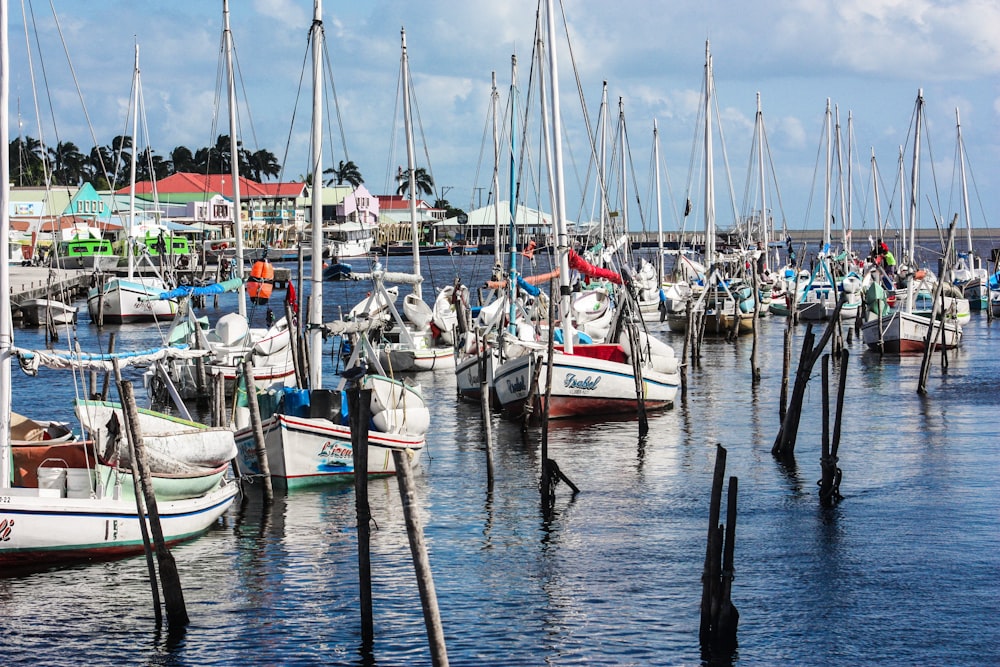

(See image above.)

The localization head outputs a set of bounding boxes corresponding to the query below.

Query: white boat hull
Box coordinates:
[233,413,424,489]
[87,277,177,323]
[493,345,679,421]
[861,310,963,353]
[0,482,237,568]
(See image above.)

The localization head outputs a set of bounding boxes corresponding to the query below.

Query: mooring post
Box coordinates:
[779,311,792,420]
[242,361,273,502]
[772,295,845,458]
[699,445,739,651]
[348,385,374,650]
[479,349,494,489]
[918,215,958,394]
[111,360,161,626]
[120,380,189,627]
[392,449,450,667]
[700,444,727,641]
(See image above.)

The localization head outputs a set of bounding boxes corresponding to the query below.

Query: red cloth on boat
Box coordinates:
[567,249,622,284]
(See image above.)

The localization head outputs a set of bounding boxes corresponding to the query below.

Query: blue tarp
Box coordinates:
[516,274,541,297]
[156,278,244,300]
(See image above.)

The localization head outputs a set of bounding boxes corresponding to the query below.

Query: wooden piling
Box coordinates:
[119,380,189,627]
[348,386,374,650]
[111,360,161,626]
[242,361,273,502]
[819,349,848,505]
[779,312,792,420]
[918,215,958,394]
[772,295,845,458]
[479,349,494,489]
[392,448,450,667]
[700,444,738,648]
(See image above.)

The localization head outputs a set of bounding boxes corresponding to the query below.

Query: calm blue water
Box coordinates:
[1,252,999,666]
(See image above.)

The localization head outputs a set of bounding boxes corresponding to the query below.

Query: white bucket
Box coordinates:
[37,467,67,496]
[66,468,95,499]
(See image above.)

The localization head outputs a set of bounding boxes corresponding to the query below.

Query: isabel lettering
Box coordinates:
[564,373,601,391]
[0,518,14,541]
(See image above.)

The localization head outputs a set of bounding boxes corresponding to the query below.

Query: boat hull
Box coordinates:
[87,277,177,323]
[233,414,424,489]
[0,482,238,569]
[861,310,963,353]
[493,345,679,421]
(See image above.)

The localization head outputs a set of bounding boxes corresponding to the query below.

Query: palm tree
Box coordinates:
[9,136,46,186]
[85,145,112,188]
[247,148,281,182]
[170,146,197,174]
[396,167,433,199]
[48,140,85,186]
[324,159,363,187]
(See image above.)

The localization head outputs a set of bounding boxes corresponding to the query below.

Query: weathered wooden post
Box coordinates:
[479,347,494,489]
[700,444,739,649]
[392,448,450,667]
[779,309,792,420]
[819,349,848,505]
[918,215,958,394]
[348,385,374,650]
[772,295,844,458]
[120,380,189,627]
[111,360,161,625]
[242,361,273,502]
[680,299,692,397]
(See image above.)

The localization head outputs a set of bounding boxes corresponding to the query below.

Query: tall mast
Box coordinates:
[401,28,421,301]
[490,70,501,269]
[703,41,716,266]
[653,119,664,281]
[308,0,324,389]
[543,0,573,353]
[823,98,831,249]
[755,93,768,259]
[506,54,520,336]
[618,97,627,245]
[871,148,882,239]
[908,89,923,267]
[956,108,973,254]
[1,0,13,488]
[127,44,140,280]
[223,0,246,317]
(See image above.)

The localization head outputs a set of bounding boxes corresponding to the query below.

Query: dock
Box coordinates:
[7,266,91,310]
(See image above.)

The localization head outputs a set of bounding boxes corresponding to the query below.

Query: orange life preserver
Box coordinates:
[522,239,537,260]
[212,241,229,252]
[248,258,274,305]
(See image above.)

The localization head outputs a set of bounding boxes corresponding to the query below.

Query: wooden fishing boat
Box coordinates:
[18,298,78,327]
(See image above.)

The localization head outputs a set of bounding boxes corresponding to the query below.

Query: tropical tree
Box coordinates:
[247,148,281,182]
[170,145,197,174]
[434,199,466,220]
[135,147,172,183]
[396,167,433,198]
[85,145,112,188]
[48,140,86,186]
[9,136,46,186]
[324,159,363,187]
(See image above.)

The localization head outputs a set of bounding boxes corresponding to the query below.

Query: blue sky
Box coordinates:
[8,0,1000,235]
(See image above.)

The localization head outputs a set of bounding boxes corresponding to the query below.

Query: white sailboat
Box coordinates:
[232,3,426,489]
[949,108,988,312]
[372,28,456,373]
[862,90,963,354]
[665,42,755,335]
[86,44,178,325]
[493,1,679,421]
[795,100,862,322]
[147,2,295,398]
